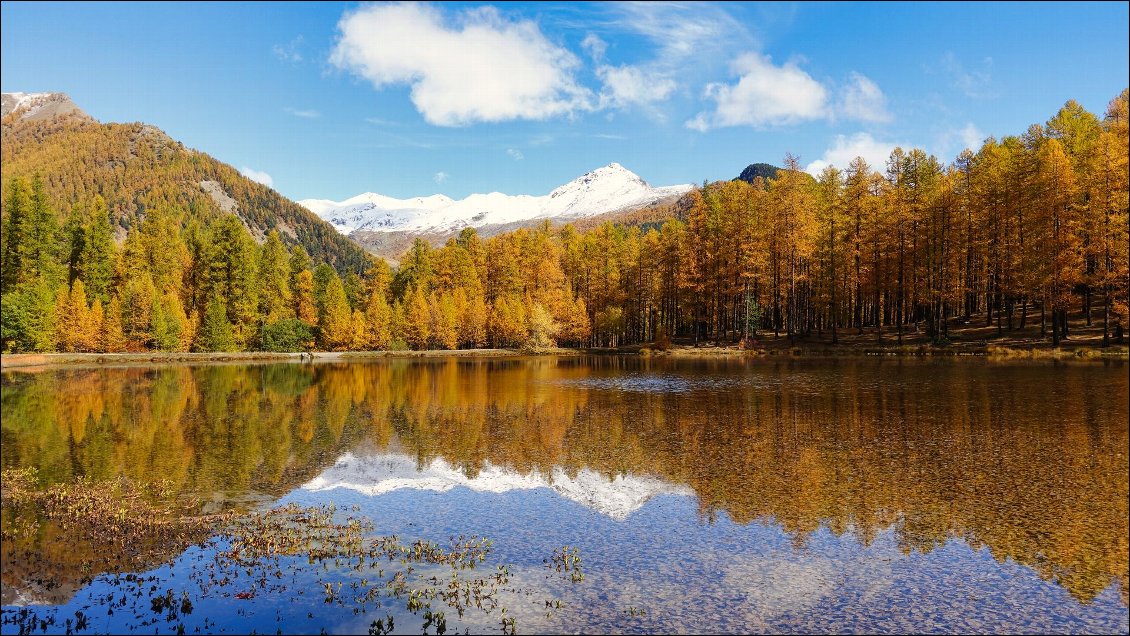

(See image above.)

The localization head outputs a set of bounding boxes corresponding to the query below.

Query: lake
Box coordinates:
[1,356,1127,634]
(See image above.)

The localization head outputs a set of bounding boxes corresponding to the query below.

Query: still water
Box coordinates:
[1,356,1127,633]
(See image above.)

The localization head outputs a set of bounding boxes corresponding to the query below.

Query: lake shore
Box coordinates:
[3,340,1126,370]
[0,348,585,370]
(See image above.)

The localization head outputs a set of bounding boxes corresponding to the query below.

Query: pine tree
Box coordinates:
[350,309,369,350]
[363,287,392,350]
[82,299,105,353]
[207,215,259,348]
[525,301,558,350]
[258,231,293,322]
[289,245,313,279]
[465,292,488,347]
[1,177,30,292]
[101,296,127,352]
[121,273,156,348]
[294,269,317,324]
[389,300,407,349]
[404,285,431,350]
[558,297,591,346]
[151,292,187,351]
[319,274,353,350]
[19,175,61,285]
[430,292,458,349]
[80,195,116,303]
[53,283,77,352]
[62,204,87,287]
[198,296,236,352]
[66,280,92,351]
[489,295,526,348]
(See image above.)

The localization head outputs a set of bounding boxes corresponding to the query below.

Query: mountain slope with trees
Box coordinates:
[1,91,1125,354]
[0,96,370,273]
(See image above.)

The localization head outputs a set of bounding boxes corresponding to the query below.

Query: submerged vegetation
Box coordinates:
[1,468,570,635]
[2,92,1127,354]
[2,359,1125,611]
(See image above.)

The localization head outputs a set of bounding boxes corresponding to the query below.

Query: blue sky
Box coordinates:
[2,2,1127,201]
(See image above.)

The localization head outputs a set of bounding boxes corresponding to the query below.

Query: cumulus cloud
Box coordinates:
[240,167,274,187]
[687,53,897,131]
[596,64,677,109]
[687,53,828,130]
[506,148,523,161]
[433,171,449,184]
[331,3,594,126]
[837,72,891,123]
[804,133,908,176]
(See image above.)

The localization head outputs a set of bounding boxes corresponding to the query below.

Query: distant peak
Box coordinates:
[1,91,90,123]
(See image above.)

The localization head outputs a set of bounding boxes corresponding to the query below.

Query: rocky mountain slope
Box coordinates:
[1,92,371,273]
[300,163,692,260]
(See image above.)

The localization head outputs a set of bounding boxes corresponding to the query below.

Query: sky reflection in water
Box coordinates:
[1,357,1127,633]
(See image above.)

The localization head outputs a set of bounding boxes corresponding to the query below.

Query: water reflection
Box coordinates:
[1,357,1127,615]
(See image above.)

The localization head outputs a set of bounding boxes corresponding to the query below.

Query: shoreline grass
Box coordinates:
[2,341,1125,371]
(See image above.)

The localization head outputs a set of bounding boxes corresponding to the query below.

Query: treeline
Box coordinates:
[0,182,591,353]
[1,92,1126,353]
[0,114,371,272]
[565,91,1129,347]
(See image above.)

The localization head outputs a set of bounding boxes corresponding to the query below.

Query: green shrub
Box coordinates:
[260,319,315,352]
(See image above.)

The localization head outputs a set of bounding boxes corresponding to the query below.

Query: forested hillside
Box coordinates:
[1,92,1125,353]
[0,106,370,272]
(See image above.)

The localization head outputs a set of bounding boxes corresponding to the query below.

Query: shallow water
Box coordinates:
[2,356,1127,633]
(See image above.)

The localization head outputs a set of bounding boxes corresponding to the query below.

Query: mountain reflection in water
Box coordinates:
[1,356,1126,629]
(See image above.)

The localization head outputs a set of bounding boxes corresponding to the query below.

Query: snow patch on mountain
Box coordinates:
[299,163,692,235]
[302,452,694,521]
[1,92,89,122]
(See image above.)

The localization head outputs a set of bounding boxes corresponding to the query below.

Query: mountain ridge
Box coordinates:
[300,162,692,238]
[1,91,371,273]
[1,92,89,123]
[303,452,695,521]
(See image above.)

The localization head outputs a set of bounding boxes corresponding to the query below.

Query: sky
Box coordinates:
[2,1,1128,202]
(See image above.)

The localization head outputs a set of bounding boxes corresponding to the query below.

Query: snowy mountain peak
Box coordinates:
[302,452,694,521]
[1,92,90,122]
[299,164,691,237]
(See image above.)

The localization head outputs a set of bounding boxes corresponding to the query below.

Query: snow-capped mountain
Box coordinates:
[302,452,694,521]
[299,163,692,236]
[1,92,88,122]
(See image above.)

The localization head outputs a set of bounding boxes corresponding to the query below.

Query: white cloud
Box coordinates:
[284,107,320,119]
[596,64,677,109]
[934,122,985,160]
[506,148,523,161]
[433,171,449,184]
[590,3,751,113]
[331,3,594,126]
[941,52,994,99]
[240,167,274,187]
[273,36,304,63]
[581,33,607,63]
[804,133,908,176]
[687,53,828,130]
[837,72,891,123]
[959,122,984,152]
[687,53,898,131]
[610,2,749,64]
